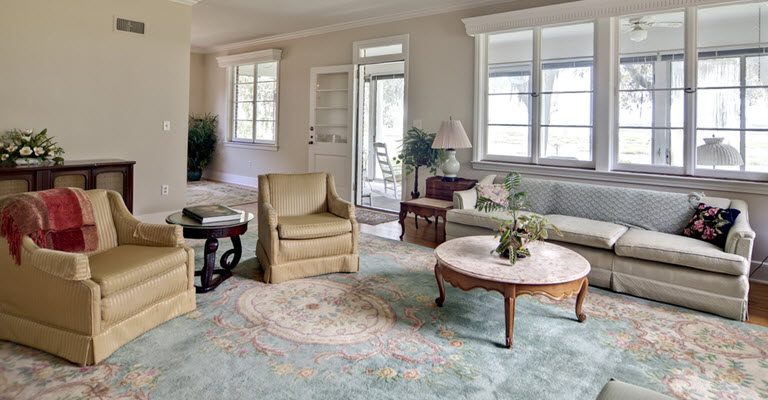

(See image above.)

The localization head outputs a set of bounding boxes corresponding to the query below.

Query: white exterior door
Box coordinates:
[308,65,355,201]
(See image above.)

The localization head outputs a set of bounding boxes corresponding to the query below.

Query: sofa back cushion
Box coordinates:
[265,173,328,217]
[511,177,721,234]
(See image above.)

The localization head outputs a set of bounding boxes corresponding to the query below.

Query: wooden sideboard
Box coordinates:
[425,176,478,202]
[0,159,135,211]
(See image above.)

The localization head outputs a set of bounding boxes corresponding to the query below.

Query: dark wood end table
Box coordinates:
[166,211,254,293]
[398,197,453,242]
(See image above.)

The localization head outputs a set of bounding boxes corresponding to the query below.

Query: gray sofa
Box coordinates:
[446,175,755,320]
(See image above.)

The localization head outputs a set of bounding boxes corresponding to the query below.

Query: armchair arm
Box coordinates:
[328,194,356,221]
[257,201,280,262]
[25,238,91,281]
[108,191,184,247]
[724,199,755,262]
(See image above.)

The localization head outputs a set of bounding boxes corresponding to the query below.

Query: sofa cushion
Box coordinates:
[100,264,188,325]
[681,203,741,248]
[615,229,748,276]
[446,209,535,231]
[278,212,352,240]
[89,245,188,297]
[545,215,627,249]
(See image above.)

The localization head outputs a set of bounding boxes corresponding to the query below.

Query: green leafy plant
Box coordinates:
[0,128,64,165]
[476,172,560,264]
[394,127,445,198]
[187,114,218,181]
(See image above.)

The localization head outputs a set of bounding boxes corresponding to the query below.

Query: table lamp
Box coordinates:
[696,137,743,169]
[432,117,472,182]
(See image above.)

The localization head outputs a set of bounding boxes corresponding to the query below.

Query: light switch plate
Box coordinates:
[163,121,171,132]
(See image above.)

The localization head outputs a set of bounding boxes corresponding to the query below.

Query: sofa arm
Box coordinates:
[108,191,184,247]
[725,199,755,262]
[453,188,477,209]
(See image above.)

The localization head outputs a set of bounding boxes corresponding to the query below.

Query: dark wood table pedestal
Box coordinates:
[166,212,253,293]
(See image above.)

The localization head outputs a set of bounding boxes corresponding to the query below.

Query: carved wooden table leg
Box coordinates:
[575,278,589,322]
[196,236,244,293]
[199,238,219,293]
[398,206,408,240]
[434,263,446,307]
[504,285,517,349]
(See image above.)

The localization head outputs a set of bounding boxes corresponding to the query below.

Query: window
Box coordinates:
[696,3,768,174]
[485,23,594,166]
[231,62,278,143]
[468,0,768,182]
[216,49,282,148]
[617,12,685,170]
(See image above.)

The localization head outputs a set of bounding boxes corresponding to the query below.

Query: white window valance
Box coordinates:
[216,49,282,68]
[462,0,724,36]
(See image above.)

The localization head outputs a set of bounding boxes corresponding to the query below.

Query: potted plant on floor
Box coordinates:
[188,114,218,182]
[394,127,444,198]
[475,172,560,264]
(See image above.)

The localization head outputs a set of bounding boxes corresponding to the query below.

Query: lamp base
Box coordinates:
[440,149,460,182]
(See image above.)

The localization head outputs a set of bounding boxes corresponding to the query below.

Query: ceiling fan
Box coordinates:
[622,17,683,42]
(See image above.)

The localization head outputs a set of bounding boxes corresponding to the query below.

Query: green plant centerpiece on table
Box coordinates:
[187,113,219,182]
[475,172,560,264]
[394,127,445,198]
[0,129,65,166]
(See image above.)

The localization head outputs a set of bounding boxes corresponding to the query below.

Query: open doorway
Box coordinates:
[356,61,406,212]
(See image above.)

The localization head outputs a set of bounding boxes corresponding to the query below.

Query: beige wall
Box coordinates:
[0,0,191,214]
[190,52,206,115]
[194,0,768,267]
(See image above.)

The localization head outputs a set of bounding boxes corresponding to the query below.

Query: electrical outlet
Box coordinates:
[163,121,171,132]
[161,185,169,196]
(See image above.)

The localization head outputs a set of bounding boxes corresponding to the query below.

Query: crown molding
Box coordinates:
[169,0,203,5]
[462,0,725,36]
[199,0,518,54]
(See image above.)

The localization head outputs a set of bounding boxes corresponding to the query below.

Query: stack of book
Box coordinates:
[182,205,243,224]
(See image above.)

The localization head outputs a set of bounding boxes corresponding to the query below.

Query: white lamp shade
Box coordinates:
[696,137,744,166]
[432,118,472,149]
[629,27,648,42]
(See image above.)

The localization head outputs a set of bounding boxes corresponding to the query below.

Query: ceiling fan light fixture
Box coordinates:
[629,27,648,42]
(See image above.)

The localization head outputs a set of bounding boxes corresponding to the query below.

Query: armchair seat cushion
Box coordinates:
[89,245,188,297]
[278,213,352,240]
[615,229,748,276]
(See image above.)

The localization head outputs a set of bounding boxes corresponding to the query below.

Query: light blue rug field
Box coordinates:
[2,230,767,400]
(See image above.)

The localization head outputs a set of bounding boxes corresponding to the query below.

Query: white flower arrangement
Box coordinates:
[0,128,65,165]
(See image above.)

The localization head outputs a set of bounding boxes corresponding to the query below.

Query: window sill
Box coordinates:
[223,142,279,152]
[471,160,768,196]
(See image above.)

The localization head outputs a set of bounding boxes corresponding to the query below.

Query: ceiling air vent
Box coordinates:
[115,18,145,35]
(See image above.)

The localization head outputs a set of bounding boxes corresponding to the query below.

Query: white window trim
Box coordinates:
[353,34,409,65]
[465,0,768,187]
[217,49,282,149]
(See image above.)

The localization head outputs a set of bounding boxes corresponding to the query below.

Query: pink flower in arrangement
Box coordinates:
[706,207,720,217]
[702,227,717,240]
[692,219,705,231]
[683,228,692,236]
[698,203,707,210]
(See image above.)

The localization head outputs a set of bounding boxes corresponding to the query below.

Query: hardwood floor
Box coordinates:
[361,218,768,327]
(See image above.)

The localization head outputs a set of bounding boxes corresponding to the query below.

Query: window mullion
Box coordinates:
[684,6,698,176]
[252,64,258,144]
[739,55,747,172]
[531,26,542,164]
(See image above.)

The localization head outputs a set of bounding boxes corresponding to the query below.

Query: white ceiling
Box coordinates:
[190,0,512,50]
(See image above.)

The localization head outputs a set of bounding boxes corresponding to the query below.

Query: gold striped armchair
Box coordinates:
[0,190,196,365]
[256,173,359,283]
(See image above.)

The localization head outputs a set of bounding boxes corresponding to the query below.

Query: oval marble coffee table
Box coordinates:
[434,236,590,349]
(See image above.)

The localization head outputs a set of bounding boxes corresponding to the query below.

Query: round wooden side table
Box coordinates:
[166,211,254,293]
[433,236,591,349]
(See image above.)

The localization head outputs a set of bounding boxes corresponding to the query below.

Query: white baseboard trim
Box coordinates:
[205,171,259,188]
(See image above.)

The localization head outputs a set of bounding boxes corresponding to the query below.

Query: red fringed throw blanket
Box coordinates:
[0,188,99,265]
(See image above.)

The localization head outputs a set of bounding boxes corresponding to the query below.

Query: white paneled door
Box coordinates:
[308,65,355,201]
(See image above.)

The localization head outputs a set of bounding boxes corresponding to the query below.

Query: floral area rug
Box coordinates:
[1,230,767,399]
[355,207,399,225]
[186,180,258,207]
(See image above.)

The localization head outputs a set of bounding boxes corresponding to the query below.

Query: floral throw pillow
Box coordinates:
[476,184,510,208]
[681,203,741,248]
